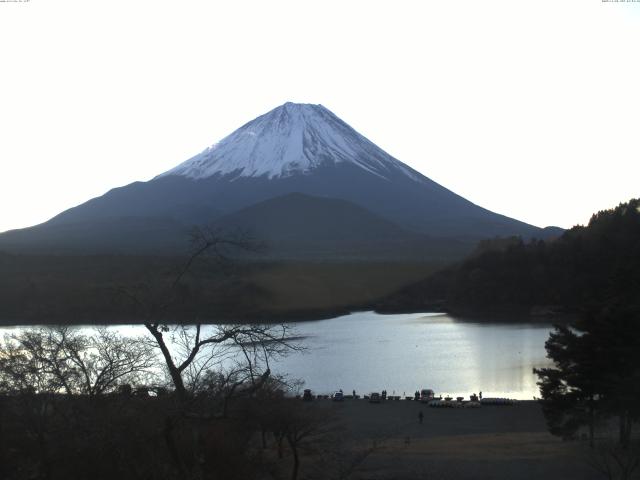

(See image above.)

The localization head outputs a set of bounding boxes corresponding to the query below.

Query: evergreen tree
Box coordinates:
[534,324,602,445]
[535,305,640,447]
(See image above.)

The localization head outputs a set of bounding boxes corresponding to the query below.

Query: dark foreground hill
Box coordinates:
[214,193,471,260]
[378,198,640,316]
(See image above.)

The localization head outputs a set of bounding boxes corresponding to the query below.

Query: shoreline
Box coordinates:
[0,305,574,327]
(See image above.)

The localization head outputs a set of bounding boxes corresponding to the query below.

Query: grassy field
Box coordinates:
[294,400,601,480]
[247,261,443,315]
[0,254,445,324]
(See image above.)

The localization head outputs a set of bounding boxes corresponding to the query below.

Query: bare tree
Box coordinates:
[114,227,303,478]
[0,327,157,396]
[587,440,640,480]
[146,321,297,400]
[118,227,300,400]
[0,327,158,480]
[279,402,339,480]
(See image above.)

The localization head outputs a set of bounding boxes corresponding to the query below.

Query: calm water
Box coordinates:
[269,312,553,400]
[0,311,554,400]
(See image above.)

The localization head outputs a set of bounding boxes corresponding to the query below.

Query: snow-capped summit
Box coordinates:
[159,102,422,182]
[0,102,555,257]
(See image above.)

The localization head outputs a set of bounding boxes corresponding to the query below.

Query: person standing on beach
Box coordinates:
[418,411,424,424]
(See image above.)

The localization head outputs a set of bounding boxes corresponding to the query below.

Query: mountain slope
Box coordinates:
[0,216,190,254]
[0,102,558,257]
[213,193,471,260]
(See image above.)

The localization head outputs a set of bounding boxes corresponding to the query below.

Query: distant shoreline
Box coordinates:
[0,306,573,328]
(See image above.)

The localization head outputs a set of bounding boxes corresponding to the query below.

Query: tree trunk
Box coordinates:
[619,414,625,447]
[619,411,631,448]
[0,397,5,480]
[164,416,185,476]
[287,435,300,480]
[222,395,230,419]
[277,434,284,459]
[145,324,187,398]
[36,427,52,480]
[589,399,595,448]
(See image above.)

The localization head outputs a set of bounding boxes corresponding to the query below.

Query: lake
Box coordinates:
[269,311,553,400]
[0,311,554,399]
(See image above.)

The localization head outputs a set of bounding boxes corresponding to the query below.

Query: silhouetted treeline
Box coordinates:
[0,324,348,480]
[535,305,640,447]
[0,383,346,480]
[380,199,640,317]
[529,202,640,473]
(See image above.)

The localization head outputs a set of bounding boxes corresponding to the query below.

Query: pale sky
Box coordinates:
[1,0,638,233]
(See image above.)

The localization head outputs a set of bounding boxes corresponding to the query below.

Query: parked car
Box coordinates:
[302,389,313,401]
[369,392,381,403]
[333,391,344,401]
[420,389,435,402]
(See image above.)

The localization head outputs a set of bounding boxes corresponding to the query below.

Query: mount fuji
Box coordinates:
[159,102,423,182]
[0,102,559,258]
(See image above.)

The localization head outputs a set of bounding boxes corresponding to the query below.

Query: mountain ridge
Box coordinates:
[0,102,561,257]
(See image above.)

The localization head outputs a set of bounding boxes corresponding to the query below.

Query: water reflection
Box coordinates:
[0,311,554,399]
[268,312,553,399]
